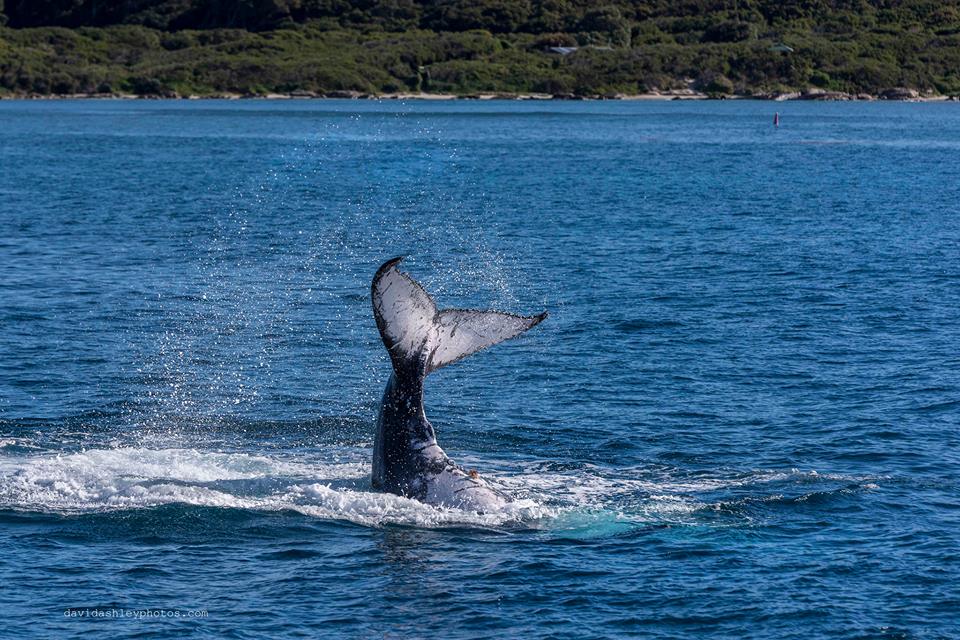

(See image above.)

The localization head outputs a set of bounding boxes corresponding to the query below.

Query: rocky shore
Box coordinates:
[2,87,958,102]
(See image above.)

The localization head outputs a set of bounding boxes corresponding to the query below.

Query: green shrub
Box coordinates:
[128,75,163,95]
[1,0,958,97]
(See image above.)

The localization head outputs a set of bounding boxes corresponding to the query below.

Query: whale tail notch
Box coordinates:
[371,257,546,377]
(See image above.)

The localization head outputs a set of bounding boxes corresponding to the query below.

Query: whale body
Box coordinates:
[370,257,546,511]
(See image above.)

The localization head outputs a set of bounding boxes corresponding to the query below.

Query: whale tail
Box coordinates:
[371,257,547,378]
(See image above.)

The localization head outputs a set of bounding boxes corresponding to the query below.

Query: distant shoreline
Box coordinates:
[3,89,959,103]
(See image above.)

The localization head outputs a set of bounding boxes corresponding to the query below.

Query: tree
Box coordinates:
[578,5,629,47]
[701,20,754,43]
[423,0,532,33]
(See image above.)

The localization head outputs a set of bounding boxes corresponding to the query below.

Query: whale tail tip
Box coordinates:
[371,256,546,376]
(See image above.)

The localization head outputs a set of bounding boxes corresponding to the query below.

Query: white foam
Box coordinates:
[288,483,555,528]
[0,447,560,527]
[497,465,875,499]
[0,437,44,450]
[0,447,876,530]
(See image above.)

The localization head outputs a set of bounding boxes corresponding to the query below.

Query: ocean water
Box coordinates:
[1,99,958,639]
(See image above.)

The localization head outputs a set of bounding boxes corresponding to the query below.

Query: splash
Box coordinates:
[0,447,557,528]
[0,446,880,533]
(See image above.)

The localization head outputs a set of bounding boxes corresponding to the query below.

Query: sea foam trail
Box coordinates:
[0,448,559,528]
[0,447,879,530]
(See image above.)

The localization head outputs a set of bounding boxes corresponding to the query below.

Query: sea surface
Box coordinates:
[1,99,958,639]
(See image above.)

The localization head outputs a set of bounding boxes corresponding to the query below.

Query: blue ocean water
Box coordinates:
[1,98,958,639]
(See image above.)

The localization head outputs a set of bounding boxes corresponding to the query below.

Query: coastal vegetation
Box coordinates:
[1,1,959,97]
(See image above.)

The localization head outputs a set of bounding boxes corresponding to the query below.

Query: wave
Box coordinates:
[0,447,881,533]
[0,447,555,528]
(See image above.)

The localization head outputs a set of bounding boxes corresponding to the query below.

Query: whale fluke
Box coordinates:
[369,256,547,508]
[427,308,548,373]
[371,256,546,377]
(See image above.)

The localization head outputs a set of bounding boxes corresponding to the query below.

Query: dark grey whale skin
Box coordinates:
[370,257,448,499]
[371,371,447,499]
[368,256,546,503]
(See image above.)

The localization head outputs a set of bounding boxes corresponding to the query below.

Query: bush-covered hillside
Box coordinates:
[1,1,959,97]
